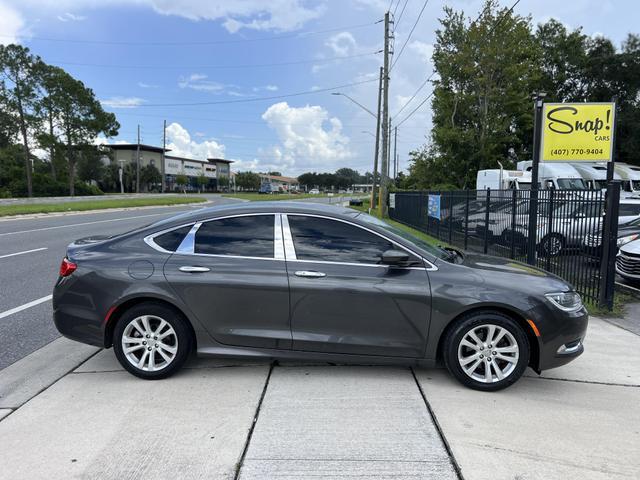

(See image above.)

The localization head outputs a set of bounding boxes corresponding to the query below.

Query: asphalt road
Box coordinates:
[0,197,238,370]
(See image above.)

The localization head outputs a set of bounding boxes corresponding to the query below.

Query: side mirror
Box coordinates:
[381,249,410,265]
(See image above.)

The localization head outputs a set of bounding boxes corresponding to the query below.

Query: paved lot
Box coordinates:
[0,316,638,480]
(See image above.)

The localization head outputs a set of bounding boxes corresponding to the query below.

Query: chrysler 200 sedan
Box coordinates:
[53,202,588,391]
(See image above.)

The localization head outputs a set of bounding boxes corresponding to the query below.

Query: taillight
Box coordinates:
[59,258,77,277]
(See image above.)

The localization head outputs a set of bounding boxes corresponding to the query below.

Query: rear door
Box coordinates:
[283,214,432,358]
[163,214,291,349]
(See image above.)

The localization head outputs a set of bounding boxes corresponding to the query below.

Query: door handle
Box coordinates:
[294,270,326,278]
[179,266,210,273]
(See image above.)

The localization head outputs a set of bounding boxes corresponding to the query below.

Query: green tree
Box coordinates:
[0,44,44,197]
[55,72,119,195]
[140,164,161,192]
[175,173,188,193]
[235,171,261,191]
[196,173,208,192]
[429,1,541,188]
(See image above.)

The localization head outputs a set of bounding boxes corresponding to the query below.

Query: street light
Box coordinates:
[361,130,376,138]
[331,92,377,119]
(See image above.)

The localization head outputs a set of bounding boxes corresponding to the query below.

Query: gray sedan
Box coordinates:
[53,202,587,391]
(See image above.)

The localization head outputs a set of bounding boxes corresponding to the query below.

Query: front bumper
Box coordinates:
[529,303,589,372]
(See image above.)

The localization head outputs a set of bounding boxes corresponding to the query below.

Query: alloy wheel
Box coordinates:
[121,315,178,372]
[457,324,519,383]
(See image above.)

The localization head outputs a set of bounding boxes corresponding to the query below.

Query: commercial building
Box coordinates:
[258,173,299,192]
[107,144,233,192]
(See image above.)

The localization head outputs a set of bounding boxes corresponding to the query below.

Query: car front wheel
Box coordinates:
[443,311,530,391]
[113,302,192,380]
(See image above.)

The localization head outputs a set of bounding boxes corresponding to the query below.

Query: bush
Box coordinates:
[7,173,103,197]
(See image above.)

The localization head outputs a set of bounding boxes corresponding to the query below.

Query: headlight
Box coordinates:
[617,234,639,248]
[545,291,583,312]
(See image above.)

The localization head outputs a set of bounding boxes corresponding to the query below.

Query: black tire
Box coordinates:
[443,311,530,392]
[539,233,565,257]
[113,302,193,380]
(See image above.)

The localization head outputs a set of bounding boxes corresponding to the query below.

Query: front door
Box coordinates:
[284,214,431,358]
[164,214,291,350]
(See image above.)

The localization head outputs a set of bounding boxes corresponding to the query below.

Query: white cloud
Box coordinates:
[260,102,352,174]
[178,73,225,93]
[165,122,225,160]
[100,97,146,108]
[57,12,86,22]
[149,0,325,33]
[325,31,357,57]
[137,81,159,88]
[0,2,25,45]
[408,41,433,64]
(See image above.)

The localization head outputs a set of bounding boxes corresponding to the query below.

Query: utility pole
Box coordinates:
[378,10,392,215]
[393,126,398,179]
[370,66,383,211]
[136,124,141,194]
[387,117,392,178]
[161,120,166,193]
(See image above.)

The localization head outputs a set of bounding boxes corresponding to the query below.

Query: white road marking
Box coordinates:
[0,247,48,259]
[0,295,53,320]
[0,212,170,237]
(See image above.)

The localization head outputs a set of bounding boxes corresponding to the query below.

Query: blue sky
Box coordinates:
[1,0,638,176]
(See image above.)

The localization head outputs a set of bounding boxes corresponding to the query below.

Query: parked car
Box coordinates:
[616,238,640,285]
[583,216,640,257]
[53,202,587,391]
[258,182,276,194]
[308,188,320,194]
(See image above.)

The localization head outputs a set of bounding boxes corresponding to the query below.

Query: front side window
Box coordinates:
[195,215,274,258]
[288,215,415,265]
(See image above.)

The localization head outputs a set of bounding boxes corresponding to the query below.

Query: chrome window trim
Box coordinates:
[176,222,202,254]
[281,214,297,260]
[283,213,438,271]
[274,214,285,260]
[144,222,197,254]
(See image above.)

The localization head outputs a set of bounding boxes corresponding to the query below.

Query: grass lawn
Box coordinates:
[0,196,208,217]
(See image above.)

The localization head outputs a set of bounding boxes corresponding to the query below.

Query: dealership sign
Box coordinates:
[540,102,615,162]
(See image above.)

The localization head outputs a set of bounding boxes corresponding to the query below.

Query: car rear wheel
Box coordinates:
[443,311,530,391]
[113,302,192,380]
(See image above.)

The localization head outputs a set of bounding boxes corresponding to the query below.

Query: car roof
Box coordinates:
[149,201,359,229]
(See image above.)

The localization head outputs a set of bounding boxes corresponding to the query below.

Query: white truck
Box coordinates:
[516,161,588,190]
[476,169,532,191]
[614,163,640,198]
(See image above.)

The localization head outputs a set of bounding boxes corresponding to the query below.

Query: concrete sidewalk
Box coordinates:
[0,317,638,479]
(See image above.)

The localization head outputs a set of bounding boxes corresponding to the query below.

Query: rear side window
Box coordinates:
[288,215,412,265]
[153,225,192,252]
[195,215,274,258]
[619,204,640,216]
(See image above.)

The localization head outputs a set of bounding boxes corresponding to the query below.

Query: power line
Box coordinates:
[4,21,379,46]
[49,50,382,71]
[394,0,410,30]
[390,0,431,71]
[395,91,433,127]
[392,70,435,118]
[132,78,379,107]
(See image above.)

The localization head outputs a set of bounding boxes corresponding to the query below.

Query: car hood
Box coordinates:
[451,252,572,292]
[620,238,640,255]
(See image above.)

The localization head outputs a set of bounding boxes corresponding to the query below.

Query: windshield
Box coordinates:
[593,179,608,190]
[557,178,587,189]
[517,182,532,190]
[355,213,450,260]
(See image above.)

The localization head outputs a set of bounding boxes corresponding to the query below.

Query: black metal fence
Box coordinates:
[389,186,621,307]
